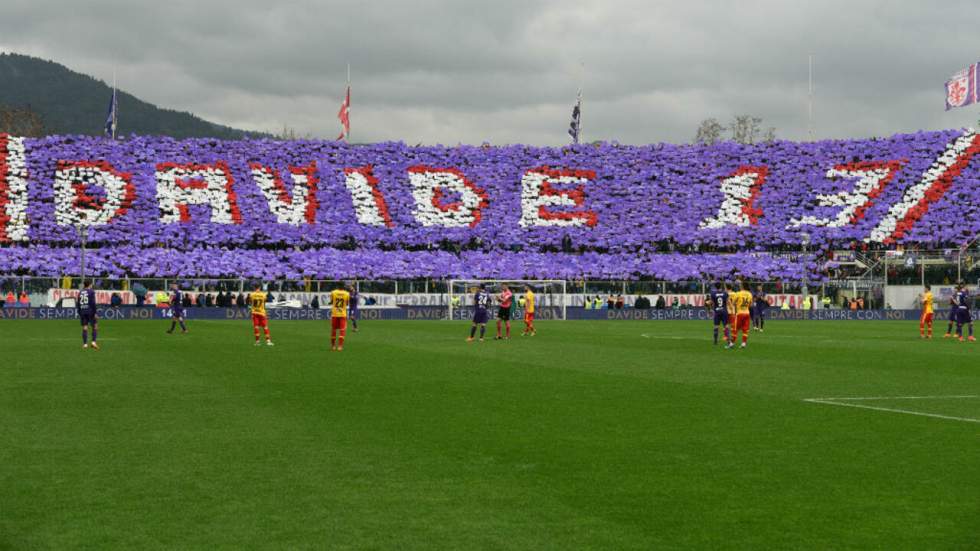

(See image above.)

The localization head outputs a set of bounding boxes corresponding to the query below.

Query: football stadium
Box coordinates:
[2,3,979,549]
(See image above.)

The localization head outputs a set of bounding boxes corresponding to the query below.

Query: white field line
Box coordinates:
[809,395,978,401]
[803,396,980,424]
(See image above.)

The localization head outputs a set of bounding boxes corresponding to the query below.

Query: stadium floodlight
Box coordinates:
[448,279,568,321]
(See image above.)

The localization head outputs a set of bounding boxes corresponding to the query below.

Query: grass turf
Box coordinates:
[1,319,978,550]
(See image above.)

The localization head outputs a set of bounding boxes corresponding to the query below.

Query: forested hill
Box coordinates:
[0,52,265,139]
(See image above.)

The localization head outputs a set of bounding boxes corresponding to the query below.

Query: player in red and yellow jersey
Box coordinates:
[521,285,536,336]
[729,281,753,349]
[920,285,934,339]
[329,284,351,351]
[249,284,273,346]
[726,287,737,345]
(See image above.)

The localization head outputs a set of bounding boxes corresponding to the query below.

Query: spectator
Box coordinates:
[195,293,205,307]
[311,295,320,309]
[615,295,625,309]
[18,291,30,307]
[655,295,666,309]
[267,291,276,303]
[132,282,147,306]
[634,295,651,310]
[182,293,192,308]
[5,291,15,305]
[205,293,214,307]
[607,295,616,309]
[110,293,122,307]
[671,297,680,310]
[216,290,226,307]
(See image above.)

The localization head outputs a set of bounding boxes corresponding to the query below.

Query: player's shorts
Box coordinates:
[348,308,358,320]
[948,308,957,321]
[735,313,751,332]
[251,313,267,327]
[524,311,535,323]
[79,312,96,326]
[920,312,933,325]
[956,309,973,324]
[171,308,184,319]
[331,316,348,331]
[713,311,729,325]
[473,309,489,324]
[497,307,511,321]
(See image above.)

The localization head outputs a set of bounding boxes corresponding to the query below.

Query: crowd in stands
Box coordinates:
[3,129,980,282]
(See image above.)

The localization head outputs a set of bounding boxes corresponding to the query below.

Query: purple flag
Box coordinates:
[945,63,977,110]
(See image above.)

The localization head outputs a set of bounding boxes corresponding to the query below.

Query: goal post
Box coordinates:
[447,279,568,321]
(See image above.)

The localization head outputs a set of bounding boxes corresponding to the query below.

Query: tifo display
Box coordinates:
[2,129,980,279]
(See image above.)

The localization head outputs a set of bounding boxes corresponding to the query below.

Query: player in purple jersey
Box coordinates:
[943,292,958,338]
[166,283,188,334]
[467,285,492,342]
[348,284,359,332]
[953,283,975,342]
[752,285,768,332]
[707,282,731,346]
[77,281,99,350]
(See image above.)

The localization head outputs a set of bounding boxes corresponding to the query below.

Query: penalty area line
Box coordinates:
[803,397,980,424]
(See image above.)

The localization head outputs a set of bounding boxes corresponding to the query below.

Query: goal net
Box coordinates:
[447,279,568,321]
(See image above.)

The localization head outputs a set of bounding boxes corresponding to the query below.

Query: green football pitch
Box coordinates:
[2,319,977,550]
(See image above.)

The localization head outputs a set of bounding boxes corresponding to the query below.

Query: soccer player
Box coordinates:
[522,285,536,336]
[919,285,934,339]
[944,293,958,338]
[166,282,188,334]
[78,281,99,350]
[329,284,351,351]
[249,284,273,346]
[467,284,491,342]
[732,281,753,349]
[726,285,737,344]
[753,285,768,332]
[495,284,513,340]
[707,282,730,346]
[348,284,359,332]
[954,283,975,342]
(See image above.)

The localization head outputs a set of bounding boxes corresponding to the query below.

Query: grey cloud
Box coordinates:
[2,0,979,145]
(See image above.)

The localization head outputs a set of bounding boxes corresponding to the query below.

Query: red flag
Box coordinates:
[337,85,350,140]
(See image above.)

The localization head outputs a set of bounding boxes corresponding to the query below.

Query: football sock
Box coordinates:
[470,326,477,338]
[330,329,336,346]
[479,325,486,338]
[713,327,719,344]
[82,328,88,345]
[970,324,974,337]
[169,320,177,332]
[506,323,510,338]
[92,327,97,342]
[264,327,270,340]
[179,320,187,331]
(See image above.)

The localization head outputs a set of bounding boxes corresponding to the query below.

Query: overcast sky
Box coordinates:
[1,0,978,145]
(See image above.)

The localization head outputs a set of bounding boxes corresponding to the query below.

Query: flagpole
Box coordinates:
[808,54,813,141]
[577,61,584,143]
[112,70,117,140]
[347,63,350,144]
